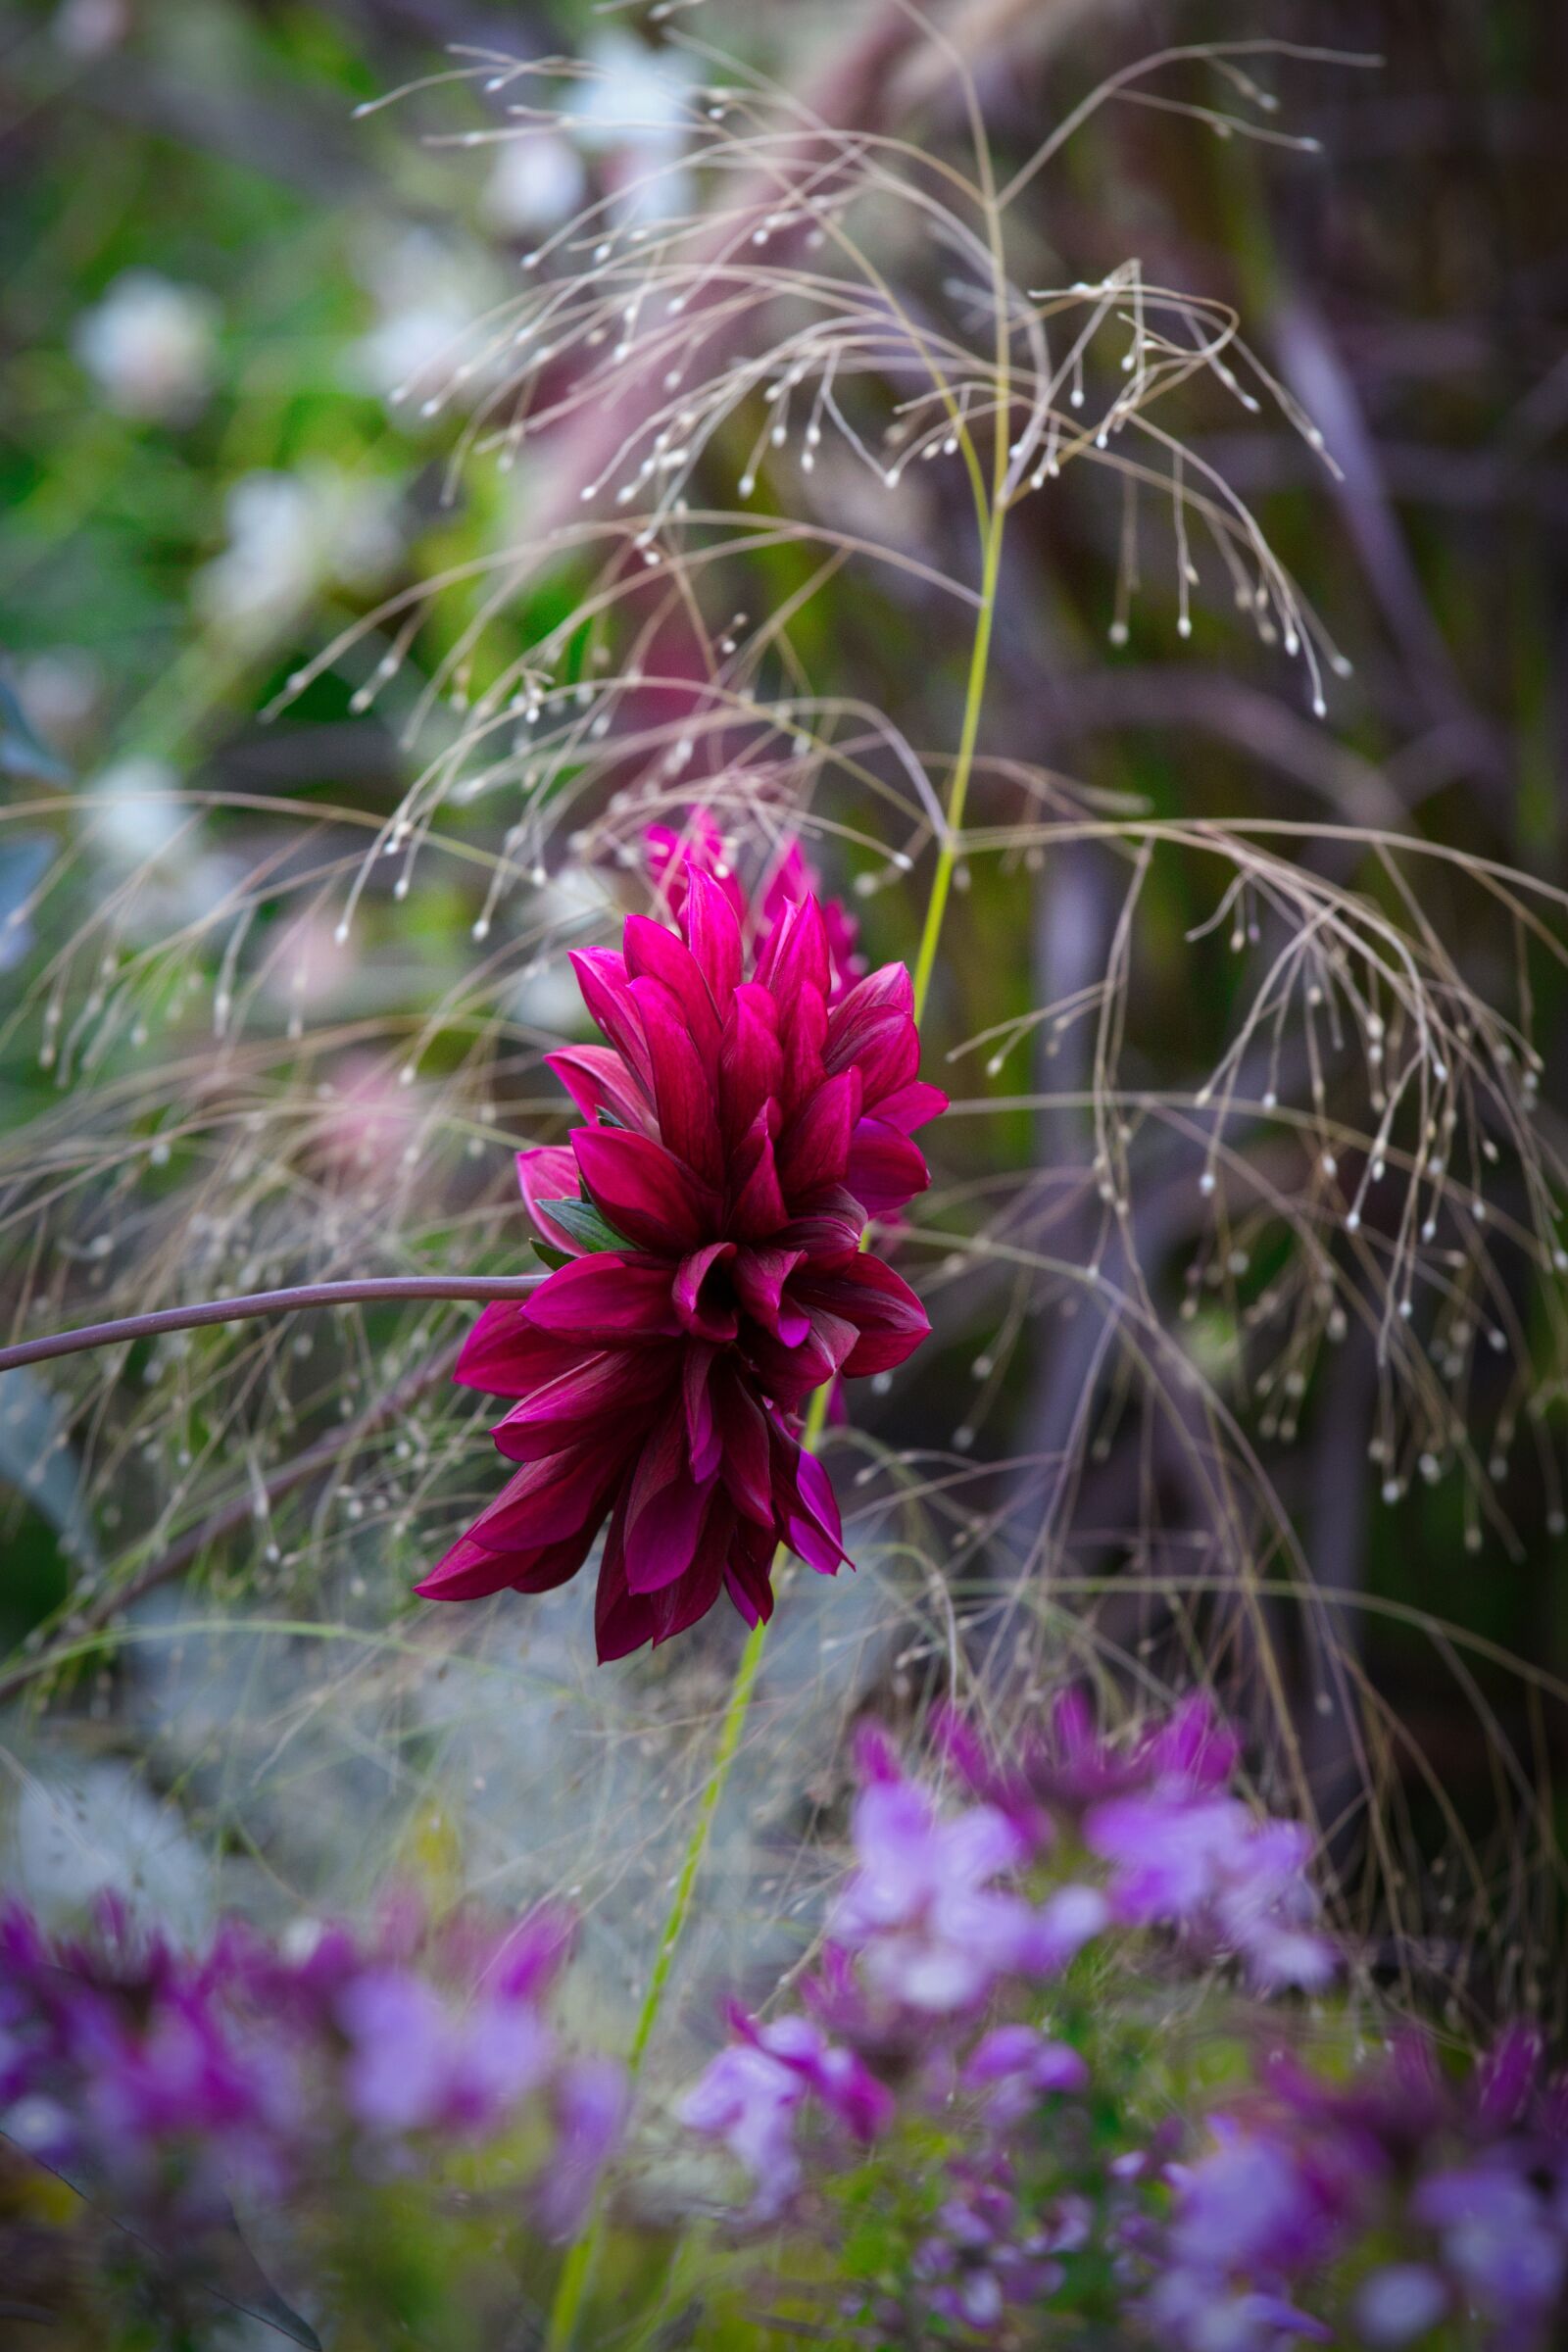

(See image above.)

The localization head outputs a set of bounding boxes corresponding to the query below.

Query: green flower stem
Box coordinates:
[547,233,1013,2352]
[909,490,1006,1028]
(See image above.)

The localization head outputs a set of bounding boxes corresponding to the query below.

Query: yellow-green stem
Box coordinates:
[547,301,1011,2352]
[909,496,1006,1026]
[544,1382,828,2352]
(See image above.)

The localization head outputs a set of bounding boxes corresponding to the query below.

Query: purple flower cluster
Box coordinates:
[911,2157,1080,2332]
[679,1694,1331,2232]
[677,2006,891,2220]
[680,1692,1568,2349]
[1152,2030,1568,2352]
[943,1690,1338,1993]
[0,1893,624,2243]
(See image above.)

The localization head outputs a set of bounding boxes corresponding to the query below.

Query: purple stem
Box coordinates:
[0,1276,541,1376]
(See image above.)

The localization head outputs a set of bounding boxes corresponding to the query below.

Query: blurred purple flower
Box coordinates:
[679,2008,891,2218]
[914,2164,1064,2334]
[534,2056,631,2240]
[961,2024,1090,2125]
[1351,2264,1448,2346]
[1084,1792,1335,1991]
[1413,2161,1566,2326]
[0,1891,619,2242]
[337,1965,554,2139]
[827,1737,1037,2013]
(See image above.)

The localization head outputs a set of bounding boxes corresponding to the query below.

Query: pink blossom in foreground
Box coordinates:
[418,876,944,1657]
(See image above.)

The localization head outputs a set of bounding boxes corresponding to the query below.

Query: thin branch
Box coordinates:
[0,1277,540,1376]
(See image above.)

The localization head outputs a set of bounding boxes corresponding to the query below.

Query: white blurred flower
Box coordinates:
[81,760,249,943]
[575,34,698,226]
[196,466,401,639]
[350,227,503,417]
[52,0,129,61]
[15,649,100,753]
[87,755,187,866]
[481,133,587,239]
[512,955,593,1036]
[4,1760,211,1940]
[508,872,616,1033]
[74,270,218,422]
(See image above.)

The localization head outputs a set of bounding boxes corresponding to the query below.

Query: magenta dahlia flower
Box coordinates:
[417,873,944,1658]
[645,811,865,998]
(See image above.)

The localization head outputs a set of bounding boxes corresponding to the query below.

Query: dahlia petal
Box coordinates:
[461,1443,617,1548]
[746,1307,859,1410]
[647,816,748,933]
[494,1346,674,1459]
[593,1493,654,1661]
[732,1245,808,1345]
[416,1517,598,1601]
[623,914,721,1062]
[777,982,828,1114]
[663,1510,730,1643]
[825,963,913,1062]
[729,1115,790,1241]
[517,1146,591,1255]
[674,1241,740,1342]
[873,1079,949,1135]
[794,1253,930,1376]
[628,973,722,1183]
[594,1479,727,1652]
[568,947,653,1094]
[683,866,744,1010]
[416,1531,526,1601]
[777,1069,861,1199]
[545,1045,654,1135]
[712,1368,774,1527]
[759,840,807,912]
[654,1543,726,1643]
[683,1342,721,1479]
[525,1254,683,1343]
[624,1394,686,1512]
[783,1443,850,1576]
[846,1118,931,1218]
[572,1126,713,1252]
[486,1528,602,1594]
[624,1474,715,1593]
[649,1519,728,1644]
[831,1008,919,1105]
[455,1303,582,1397]
[777,1187,866,1262]
[756,894,831,1004]
[719,987,783,1150]
[723,1524,777,1629]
